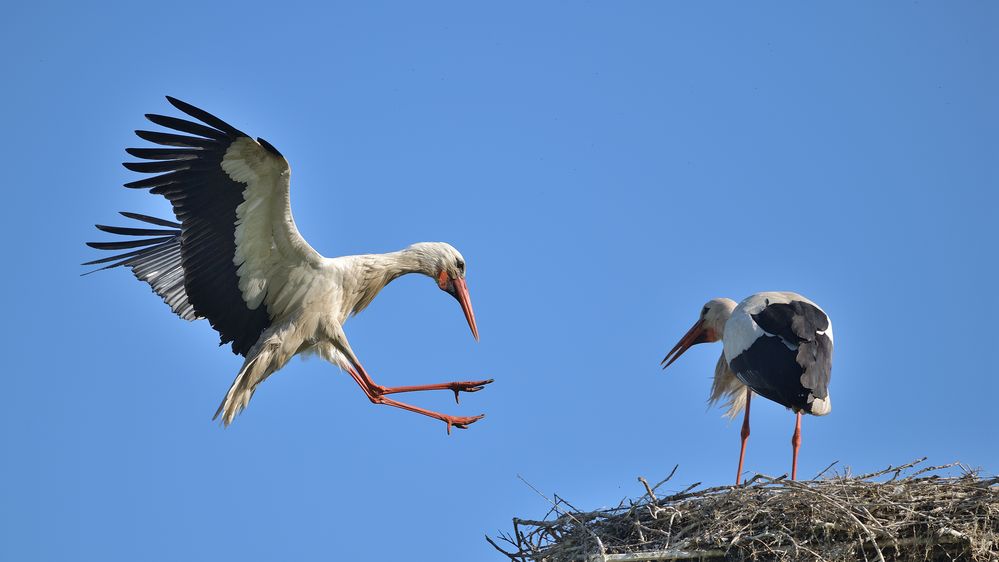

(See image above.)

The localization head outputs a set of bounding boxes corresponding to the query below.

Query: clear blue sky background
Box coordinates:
[2,2,996,560]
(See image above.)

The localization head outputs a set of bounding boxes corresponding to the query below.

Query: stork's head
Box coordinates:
[661,298,736,368]
[409,242,479,341]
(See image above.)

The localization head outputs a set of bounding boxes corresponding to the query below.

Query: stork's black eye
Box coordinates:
[456,258,465,271]
[701,306,710,317]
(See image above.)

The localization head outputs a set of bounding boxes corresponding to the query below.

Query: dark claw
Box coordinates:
[449,378,494,404]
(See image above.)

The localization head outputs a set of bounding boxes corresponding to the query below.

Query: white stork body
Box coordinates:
[662,292,834,483]
[86,97,489,431]
[216,248,463,426]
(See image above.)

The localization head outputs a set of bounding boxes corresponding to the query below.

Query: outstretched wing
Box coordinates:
[87,97,322,356]
[723,293,833,415]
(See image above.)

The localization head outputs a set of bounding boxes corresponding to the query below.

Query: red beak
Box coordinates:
[450,277,479,341]
[661,319,708,368]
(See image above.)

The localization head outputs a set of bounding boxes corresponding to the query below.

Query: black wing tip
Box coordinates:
[164,95,187,110]
[143,113,178,128]
[94,224,178,236]
[85,236,175,251]
[125,147,198,159]
[163,96,246,138]
[80,262,117,275]
[257,137,283,157]
[118,211,181,226]
[123,177,151,189]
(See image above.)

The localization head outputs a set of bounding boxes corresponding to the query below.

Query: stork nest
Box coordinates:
[487,459,999,561]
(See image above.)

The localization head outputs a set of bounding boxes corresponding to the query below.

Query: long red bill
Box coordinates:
[661,319,705,368]
[452,277,479,341]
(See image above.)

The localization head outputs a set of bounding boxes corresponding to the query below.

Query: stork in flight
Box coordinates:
[661,292,833,483]
[85,97,491,431]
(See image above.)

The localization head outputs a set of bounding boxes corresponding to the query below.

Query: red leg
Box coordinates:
[345,364,485,434]
[377,379,493,404]
[736,388,752,485]
[344,360,491,403]
[791,412,802,480]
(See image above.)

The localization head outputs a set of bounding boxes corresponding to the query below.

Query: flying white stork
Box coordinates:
[661,292,833,484]
[85,96,491,432]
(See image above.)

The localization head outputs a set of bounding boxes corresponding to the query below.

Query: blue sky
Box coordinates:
[2,2,996,560]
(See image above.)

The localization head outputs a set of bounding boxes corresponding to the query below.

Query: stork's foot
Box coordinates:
[445,413,486,434]
[447,379,493,403]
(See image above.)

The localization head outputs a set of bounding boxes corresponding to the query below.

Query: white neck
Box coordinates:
[704,298,737,334]
[346,247,437,315]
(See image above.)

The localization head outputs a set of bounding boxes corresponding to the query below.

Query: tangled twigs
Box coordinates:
[490,459,998,561]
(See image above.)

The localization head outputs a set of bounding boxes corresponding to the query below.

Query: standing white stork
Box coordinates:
[661,292,833,484]
[84,97,492,432]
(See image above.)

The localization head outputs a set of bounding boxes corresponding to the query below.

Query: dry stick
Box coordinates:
[785,480,887,562]
[777,522,831,562]
[485,534,523,561]
[911,461,962,478]
[857,457,928,481]
[585,548,727,561]
[814,460,839,480]
[515,475,572,519]
[644,464,680,500]
[638,477,658,503]
[592,533,911,562]
[554,493,583,514]
[516,474,607,558]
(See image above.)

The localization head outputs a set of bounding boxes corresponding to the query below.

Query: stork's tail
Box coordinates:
[214,343,278,426]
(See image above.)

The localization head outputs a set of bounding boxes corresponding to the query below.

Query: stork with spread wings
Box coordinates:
[85,97,490,431]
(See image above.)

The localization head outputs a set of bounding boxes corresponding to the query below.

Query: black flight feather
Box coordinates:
[166,96,245,137]
[125,147,202,160]
[122,160,193,174]
[144,114,230,141]
[134,130,216,149]
[87,236,176,250]
[119,212,181,228]
[95,224,178,236]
